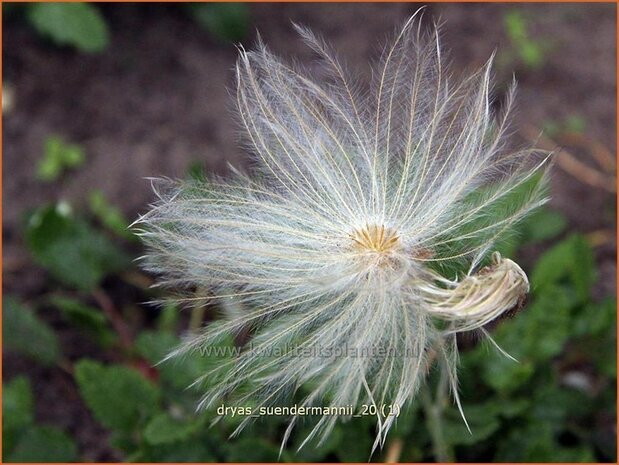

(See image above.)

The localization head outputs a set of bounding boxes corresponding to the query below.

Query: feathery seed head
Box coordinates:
[137,11,549,453]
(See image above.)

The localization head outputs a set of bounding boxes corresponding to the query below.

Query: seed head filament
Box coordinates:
[350,224,401,254]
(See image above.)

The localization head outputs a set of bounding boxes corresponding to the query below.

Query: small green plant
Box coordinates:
[89,190,138,241]
[502,10,551,71]
[36,136,86,182]
[184,3,249,42]
[3,377,78,462]
[3,298,79,462]
[26,2,109,53]
[3,297,61,367]
[25,202,129,291]
[5,2,249,56]
[4,191,615,462]
[542,114,587,139]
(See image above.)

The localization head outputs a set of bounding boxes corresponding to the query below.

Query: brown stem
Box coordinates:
[384,438,403,463]
[92,287,133,349]
[119,270,154,289]
[57,358,75,376]
[189,304,206,332]
[560,132,615,173]
[585,229,615,248]
[521,125,615,193]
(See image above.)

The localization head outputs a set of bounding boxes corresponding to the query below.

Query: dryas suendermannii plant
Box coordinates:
[137,12,550,453]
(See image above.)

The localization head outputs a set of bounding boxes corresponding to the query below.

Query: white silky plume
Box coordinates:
[137,13,549,453]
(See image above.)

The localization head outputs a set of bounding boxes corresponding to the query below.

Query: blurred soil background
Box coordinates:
[3,3,616,461]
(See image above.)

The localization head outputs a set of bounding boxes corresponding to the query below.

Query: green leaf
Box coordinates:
[531,234,596,301]
[494,398,530,419]
[530,384,593,430]
[552,446,597,463]
[431,171,547,277]
[133,437,217,462]
[6,425,78,462]
[335,417,375,462]
[3,377,34,431]
[520,208,567,244]
[504,10,528,43]
[25,203,130,291]
[3,296,61,366]
[74,359,160,432]
[186,161,208,182]
[512,286,573,361]
[226,437,281,462]
[156,303,180,333]
[541,120,560,138]
[143,413,198,445]
[444,404,500,446]
[481,286,573,393]
[573,297,616,338]
[519,42,544,69]
[482,357,535,394]
[186,3,249,41]
[495,421,595,462]
[135,331,187,390]
[292,423,343,461]
[596,341,617,378]
[564,114,587,134]
[392,402,421,438]
[136,329,234,395]
[50,295,105,328]
[572,299,617,378]
[36,136,85,182]
[27,3,109,53]
[49,295,116,347]
[542,116,586,139]
[3,377,35,454]
[108,431,140,455]
[135,330,178,360]
[89,190,136,241]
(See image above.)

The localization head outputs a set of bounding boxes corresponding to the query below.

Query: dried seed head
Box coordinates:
[138,10,549,454]
[421,252,530,332]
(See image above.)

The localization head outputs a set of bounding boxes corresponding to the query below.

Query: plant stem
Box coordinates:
[93,287,133,348]
[384,438,403,463]
[420,380,453,462]
[189,304,206,332]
